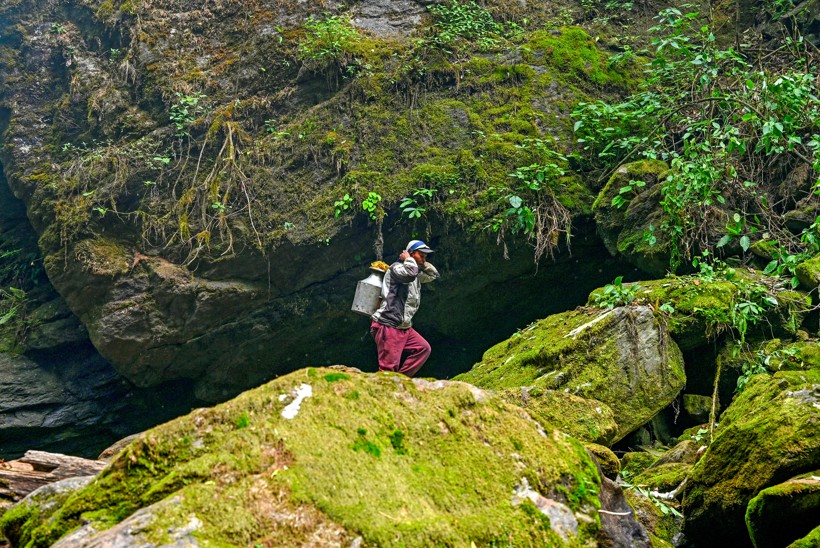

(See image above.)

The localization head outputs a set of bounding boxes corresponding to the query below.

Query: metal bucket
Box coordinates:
[351,267,386,316]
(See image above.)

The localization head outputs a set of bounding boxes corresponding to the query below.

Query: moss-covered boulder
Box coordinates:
[621,451,659,479]
[789,524,820,547]
[585,442,620,479]
[0,367,650,546]
[455,305,686,443]
[681,393,712,424]
[457,306,686,441]
[745,472,820,548]
[795,253,820,289]
[499,387,619,445]
[624,489,682,548]
[633,463,690,493]
[602,270,810,353]
[681,368,820,546]
[593,160,671,277]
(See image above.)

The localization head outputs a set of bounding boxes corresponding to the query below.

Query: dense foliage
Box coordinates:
[573,7,820,272]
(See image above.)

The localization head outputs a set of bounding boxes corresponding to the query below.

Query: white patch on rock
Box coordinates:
[281,384,312,420]
[564,310,614,339]
[412,378,449,390]
[512,477,578,540]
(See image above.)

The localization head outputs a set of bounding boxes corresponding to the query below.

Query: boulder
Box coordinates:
[681,367,820,546]
[681,394,712,424]
[455,305,686,442]
[585,443,620,479]
[796,253,820,289]
[789,524,820,548]
[624,489,681,548]
[633,463,690,493]
[0,475,95,543]
[593,160,672,277]
[499,387,618,445]
[0,367,648,547]
[621,452,659,479]
[612,270,809,353]
[745,472,820,548]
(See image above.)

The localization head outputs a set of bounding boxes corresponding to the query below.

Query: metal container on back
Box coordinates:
[351,267,386,316]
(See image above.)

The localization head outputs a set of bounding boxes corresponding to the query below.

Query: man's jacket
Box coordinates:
[371,257,439,329]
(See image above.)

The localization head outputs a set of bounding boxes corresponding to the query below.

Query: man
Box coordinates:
[370,239,440,377]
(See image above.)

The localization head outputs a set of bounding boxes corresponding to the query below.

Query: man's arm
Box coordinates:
[389,254,420,283]
[418,262,439,283]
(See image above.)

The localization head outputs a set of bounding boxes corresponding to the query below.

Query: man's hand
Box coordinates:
[399,250,411,261]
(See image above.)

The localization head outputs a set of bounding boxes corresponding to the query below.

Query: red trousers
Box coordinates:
[370,321,431,377]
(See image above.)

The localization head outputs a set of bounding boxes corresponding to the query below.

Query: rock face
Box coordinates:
[0,346,201,459]
[0,0,636,401]
[0,367,648,546]
[455,305,686,443]
[681,366,820,546]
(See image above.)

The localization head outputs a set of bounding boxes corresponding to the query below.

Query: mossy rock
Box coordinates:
[624,489,681,547]
[455,306,686,442]
[0,476,94,546]
[585,443,620,479]
[745,472,820,548]
[682,394,712,423]
[651,439,701,468]
[620,452,659,479]
[789,524,820,548]
[608,270,810,352]
[717,338,820,397]
[632,463,690,493]
[499,387,619,445]
[795,253,820,289]
[681,369,820,546]
[0,367,618,546]
[593,160,671,277]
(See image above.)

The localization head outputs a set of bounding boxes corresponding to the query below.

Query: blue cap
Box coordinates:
[406,240,434,254]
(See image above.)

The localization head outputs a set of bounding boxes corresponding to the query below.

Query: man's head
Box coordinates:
[406,239,434,265]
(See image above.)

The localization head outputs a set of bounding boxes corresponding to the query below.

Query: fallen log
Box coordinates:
[0,450,106,502]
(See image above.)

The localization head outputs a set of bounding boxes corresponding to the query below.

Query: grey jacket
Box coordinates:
[371,257,439,329]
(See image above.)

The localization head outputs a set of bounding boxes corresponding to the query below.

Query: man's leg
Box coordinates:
[370,321,408,372]
[397,328,431,377]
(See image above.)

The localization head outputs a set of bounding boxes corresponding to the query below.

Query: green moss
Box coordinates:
[789,524,820,548]
[620,452,658,479]
[623,490,681,545]
[323,372,350,382]
[633,463,690,492]
[746,472,820,548]
[499,387,618,445]
[584,443,620,479]
[682,369,820,544]
[522,27,631,89]
[4,369,605,546]
[795,254,820,289]
[456,307,686,441]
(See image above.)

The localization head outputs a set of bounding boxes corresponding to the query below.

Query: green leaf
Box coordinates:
[716,235,732,248]
[740,235,751,252]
